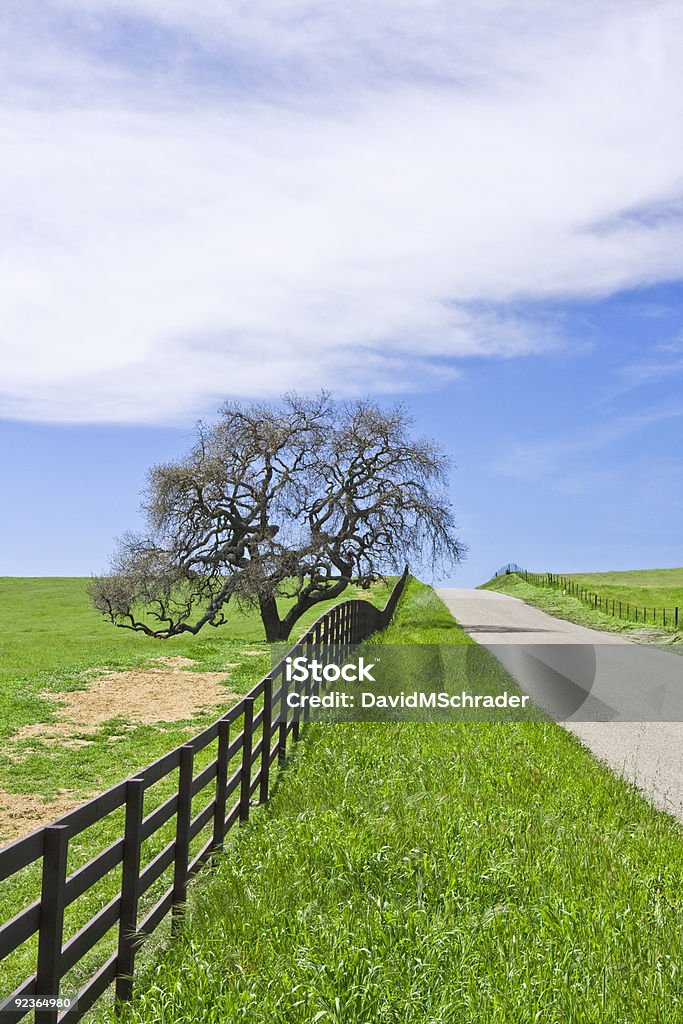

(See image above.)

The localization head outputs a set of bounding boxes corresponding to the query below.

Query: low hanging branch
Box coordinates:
[90,392,466,641]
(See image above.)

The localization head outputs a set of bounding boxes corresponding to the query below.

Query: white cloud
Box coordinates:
[1,1,683,422]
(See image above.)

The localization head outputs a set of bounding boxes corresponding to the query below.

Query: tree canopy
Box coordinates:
[90,393,465,641]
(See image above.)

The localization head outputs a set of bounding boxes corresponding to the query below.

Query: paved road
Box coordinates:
[437,588,683,822]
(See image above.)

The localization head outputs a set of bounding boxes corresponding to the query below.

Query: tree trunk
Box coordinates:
[260,578,350,643]
[259,595,290,642]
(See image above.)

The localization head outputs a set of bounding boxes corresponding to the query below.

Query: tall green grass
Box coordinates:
[105,581,683,1024]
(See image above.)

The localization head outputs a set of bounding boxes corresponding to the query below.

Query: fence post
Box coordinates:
[260,677,273,804]
[676,607,679,628]
[116,777,145,1003]
[35,825,69,1024]
[278,670,289,766]
[239,698,255,823]
[172,744,194,935]
[292,675,301,742]
[344,603,350,658]
[303,655,313,723]
[213,719,230,850]
[316,619,325,695]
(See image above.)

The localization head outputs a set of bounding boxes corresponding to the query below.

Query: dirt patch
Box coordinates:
[149,656,240,669]
[149,655,198,667]
[11,668,240,748]
[0,790,95,842]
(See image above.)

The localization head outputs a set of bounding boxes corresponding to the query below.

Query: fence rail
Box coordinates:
[515,570,679,630]
[0,569,409,1024]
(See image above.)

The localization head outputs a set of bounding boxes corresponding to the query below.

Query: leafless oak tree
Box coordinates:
[90,393,465,641]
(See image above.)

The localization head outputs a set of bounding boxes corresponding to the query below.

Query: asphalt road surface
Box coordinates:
[437,588,683,823]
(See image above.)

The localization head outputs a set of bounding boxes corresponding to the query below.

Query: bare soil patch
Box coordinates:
[11,667,240,748]
[0,790,95,842]
[149,655,198,667]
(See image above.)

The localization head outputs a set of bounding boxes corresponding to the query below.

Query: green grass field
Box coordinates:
[0,575,393,703]
[564,568,683,614]
[482,567,683,639]
[0,576,391,811]
[98,581,683,1024]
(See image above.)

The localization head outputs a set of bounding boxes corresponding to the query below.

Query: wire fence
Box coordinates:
[517,570,680,630]
[0,569,409,1024]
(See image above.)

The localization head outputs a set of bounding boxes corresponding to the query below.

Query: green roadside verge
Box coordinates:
[481,571,683,645]
[106,579,683,1024]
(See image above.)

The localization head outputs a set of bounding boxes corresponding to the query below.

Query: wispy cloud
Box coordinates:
[616,354,683,390]
[495,404,683,484]
[601,332,683,400]
[2,2,683,422]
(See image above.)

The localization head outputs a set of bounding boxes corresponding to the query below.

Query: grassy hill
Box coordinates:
[558,567,683,613]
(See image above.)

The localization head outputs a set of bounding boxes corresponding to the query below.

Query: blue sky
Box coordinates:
[1,2,682,586]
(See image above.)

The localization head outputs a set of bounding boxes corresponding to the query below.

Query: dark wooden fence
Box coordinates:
[517,570,679,630]
[0,569,409,1024]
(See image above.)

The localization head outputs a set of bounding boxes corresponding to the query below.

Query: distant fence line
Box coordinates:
[0,569,409,1024]
[515,570,679,630]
